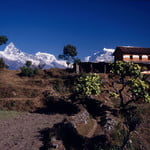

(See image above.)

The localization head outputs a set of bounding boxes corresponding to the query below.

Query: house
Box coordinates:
[114,46,150,63]
[113,46,150,73]
[74,46,150,74]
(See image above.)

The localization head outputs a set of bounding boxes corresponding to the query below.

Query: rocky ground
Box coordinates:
[0,112,65,150]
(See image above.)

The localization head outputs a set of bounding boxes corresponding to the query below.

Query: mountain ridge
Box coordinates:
[84,48,114,62]
[0,42,115,70]
[0,42,68,70]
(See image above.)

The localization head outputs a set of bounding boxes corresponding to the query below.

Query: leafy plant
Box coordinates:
[109,92,119,99]
[20,61,39,77]
[110,61,150,107]
[25,60,32,67]
[0,58,9,69]
[128,78,150,103]
[75,73,102,97]
[110,61,141,78]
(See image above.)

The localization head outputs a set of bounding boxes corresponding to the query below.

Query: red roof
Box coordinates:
[114,46,150,55]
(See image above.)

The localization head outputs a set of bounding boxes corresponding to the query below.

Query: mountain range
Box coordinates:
[0,42,114,70]
[0,43,68,70]
[84,48,114,62]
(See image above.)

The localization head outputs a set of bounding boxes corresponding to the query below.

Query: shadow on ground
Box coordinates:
[35,96,80,116]
[81,98,119,125]
[39,128,52,150]
[39,120,110,150]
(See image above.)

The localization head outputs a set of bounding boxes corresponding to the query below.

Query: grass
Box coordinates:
[0,110,21,120]
[77,118,95,136]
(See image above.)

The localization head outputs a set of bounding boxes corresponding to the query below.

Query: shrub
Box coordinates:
[20,61,39,77]
[128,78,150,103]
[75,73,102,97]
[20,67,35,77]
[110,61,150,107]
[0,58,9,69]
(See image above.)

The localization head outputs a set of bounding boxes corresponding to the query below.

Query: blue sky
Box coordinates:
[0,0,150,60]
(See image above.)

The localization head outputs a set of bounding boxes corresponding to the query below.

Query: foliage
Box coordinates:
[0,58,9,69]
[74,58,81,64]
[0,36,8,69]
[109,92,119,99]
[75,73,101,97]
[20,61,39,77]
[25,60,32,67]
[0,35,8,45]
[58,44,79,66]
[20,67,35,77]
[110,61,150,107]
[128,78,150,102]
[110,61,141,78]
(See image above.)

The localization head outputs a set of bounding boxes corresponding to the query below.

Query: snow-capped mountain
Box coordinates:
[0,42,115,70]
[0,42,67,70]
[84,48,115,62]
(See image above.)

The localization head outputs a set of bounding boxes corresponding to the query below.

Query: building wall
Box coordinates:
[123,54,150,62]
[74,62,111,73]
[114,51,123,61]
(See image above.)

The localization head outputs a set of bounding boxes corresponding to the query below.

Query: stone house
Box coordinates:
[113,46,150,63]
[113,46,150,72]
[74,46,150,74]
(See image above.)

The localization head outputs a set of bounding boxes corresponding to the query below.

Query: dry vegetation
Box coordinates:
[0,68,149,150]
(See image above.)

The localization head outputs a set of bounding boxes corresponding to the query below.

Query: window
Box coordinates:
[139,55,142,60]
[130,55,133,59]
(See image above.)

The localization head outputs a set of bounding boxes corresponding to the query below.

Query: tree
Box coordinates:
[110,61,150,107]
[0,36,8,45]
[58,44,79,67]
[75,73,102,97]
[0,58,9,69]
[25,60,32,67]
[0,36,9,69]
[20,61,39,77]
[74,58,81,64]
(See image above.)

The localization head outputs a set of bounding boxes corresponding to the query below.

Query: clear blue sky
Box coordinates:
[0,0,150,60]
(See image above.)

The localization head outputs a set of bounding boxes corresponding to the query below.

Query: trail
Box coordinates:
[0,112,65,150]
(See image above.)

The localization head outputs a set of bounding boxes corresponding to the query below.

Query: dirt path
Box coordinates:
[86,119,98,138]
[0,112,65,150]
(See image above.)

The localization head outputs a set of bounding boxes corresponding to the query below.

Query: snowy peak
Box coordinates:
[35,52,57,62]
[1,42,115,70]
[0,42,68,70]
[84,48,115,62]
[4,42,21,55]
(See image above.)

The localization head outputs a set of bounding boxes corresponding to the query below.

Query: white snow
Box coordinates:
[0,42,115,70]
[84,48,115,63]
[0,42,68,70]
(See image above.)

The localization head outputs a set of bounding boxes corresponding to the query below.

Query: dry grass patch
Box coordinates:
[0,110,21,120]
[76,118,96,137]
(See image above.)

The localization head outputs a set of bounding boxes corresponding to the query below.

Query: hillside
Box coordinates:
[0,68,75,111]
[0,68,149,150]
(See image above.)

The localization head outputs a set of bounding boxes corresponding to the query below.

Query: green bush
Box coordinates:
[20,67,36,77]
[75,73,102,97]
[20,61,39,77]
[110,61,150,107]
[0,58,9,69]
[128,78,150,103]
